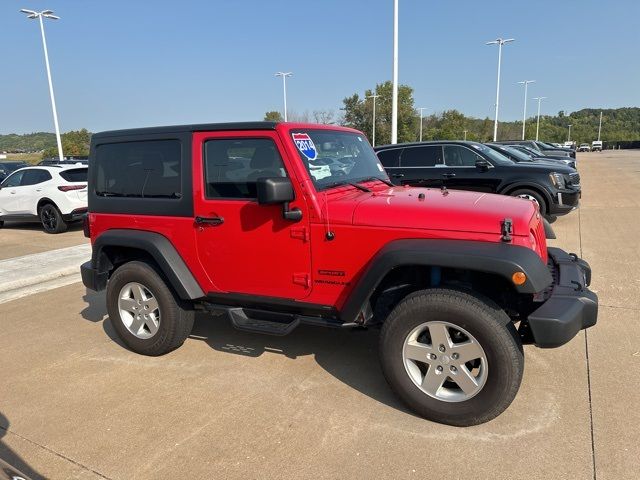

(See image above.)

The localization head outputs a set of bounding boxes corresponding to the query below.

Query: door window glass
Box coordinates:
[401,146,442,167]
[204,138,286,199]
[443,145,482,167]
[21,169,52,186]
[1,171,25,187]
[377,149,401,168]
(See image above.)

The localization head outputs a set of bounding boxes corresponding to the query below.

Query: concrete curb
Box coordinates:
[0,244,91,304]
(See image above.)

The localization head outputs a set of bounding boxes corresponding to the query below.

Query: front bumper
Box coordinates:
[527,247,598,348]
[548,188,581,215]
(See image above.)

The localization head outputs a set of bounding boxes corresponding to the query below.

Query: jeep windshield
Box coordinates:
[290,129,389,191]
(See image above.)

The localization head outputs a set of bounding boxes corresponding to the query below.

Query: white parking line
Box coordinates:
[0,244,91,304]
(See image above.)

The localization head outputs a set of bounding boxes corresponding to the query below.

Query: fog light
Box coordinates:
[512,271,527,285]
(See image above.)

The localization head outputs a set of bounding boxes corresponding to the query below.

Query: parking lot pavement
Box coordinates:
[0,222,87,260]
[0,151,638,479]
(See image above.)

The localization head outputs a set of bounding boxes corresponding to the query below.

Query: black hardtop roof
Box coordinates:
[92,121,278,140]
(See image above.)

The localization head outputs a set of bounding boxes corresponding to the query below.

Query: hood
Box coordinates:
[511,160,575,174]
[349,187,536,235]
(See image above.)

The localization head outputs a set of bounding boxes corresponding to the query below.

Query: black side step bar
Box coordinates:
[227,308,356,336]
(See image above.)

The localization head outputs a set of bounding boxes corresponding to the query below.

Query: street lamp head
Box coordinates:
[20,9,59,20]
[486,37,515,46]
[275,72,292,78]
[518,80,536,85]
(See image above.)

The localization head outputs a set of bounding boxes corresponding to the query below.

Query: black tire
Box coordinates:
[509,188,547,217]
[39,203,68,234]
[106,261,194,356]
[0,220,4,228]
[379,288,524,426]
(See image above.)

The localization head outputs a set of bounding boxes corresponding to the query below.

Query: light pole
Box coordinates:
[463,130,468,141]
[532,96,547,141]
[518,80,535,140]
[20,9,64,161]
[391,0,399,144]
[366,94,380,146]
[597,111,603,141]
[275,72,292,121]
[486,37,514,141]
[418,107,426,142]
[567,124,573,142]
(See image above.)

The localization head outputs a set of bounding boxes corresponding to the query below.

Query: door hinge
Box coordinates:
[290,226,309,242]
[292,273,311,288]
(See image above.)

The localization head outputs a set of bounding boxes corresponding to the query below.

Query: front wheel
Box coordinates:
[379,289,524,426]
[510,188,547,218]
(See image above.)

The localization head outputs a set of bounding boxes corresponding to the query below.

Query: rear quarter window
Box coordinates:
[95,140,181,198]
[59,168,88,182]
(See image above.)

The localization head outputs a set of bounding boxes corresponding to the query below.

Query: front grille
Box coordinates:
[568,172,580,185]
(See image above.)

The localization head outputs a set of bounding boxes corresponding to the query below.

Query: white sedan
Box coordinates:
[0,164,88,233]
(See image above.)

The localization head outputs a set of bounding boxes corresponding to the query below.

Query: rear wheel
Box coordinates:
[39,203,67,234]
[510,188,547,217]
[379,288,524,426]
[106,261,194,356]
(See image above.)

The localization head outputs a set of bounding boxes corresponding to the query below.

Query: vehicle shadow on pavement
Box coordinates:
[79,290,414,416]
[1,221,83,232]
[189,313,415,416]
[80,289,128,348]
[0,412,45,480]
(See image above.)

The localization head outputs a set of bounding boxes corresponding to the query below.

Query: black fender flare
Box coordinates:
[339,239,552,323]
[91,229,204,300]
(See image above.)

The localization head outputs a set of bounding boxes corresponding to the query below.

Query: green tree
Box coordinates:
[341,81,418,145]
[264,111,283,122]
[42,129,91,158]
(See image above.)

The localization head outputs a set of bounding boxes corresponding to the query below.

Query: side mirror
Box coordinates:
[256,177,294,204]
[475,159,490,171]
[256,177,302,222]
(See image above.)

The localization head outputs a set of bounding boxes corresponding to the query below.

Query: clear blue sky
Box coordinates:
[1,0,638,134]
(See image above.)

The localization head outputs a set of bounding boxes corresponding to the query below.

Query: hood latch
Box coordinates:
[501,218,513,242]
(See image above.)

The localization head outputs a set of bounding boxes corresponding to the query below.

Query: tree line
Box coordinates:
[267,81,640,146]
[2,85,638,155]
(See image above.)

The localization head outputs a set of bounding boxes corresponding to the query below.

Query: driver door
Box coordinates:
[192,131,312,300]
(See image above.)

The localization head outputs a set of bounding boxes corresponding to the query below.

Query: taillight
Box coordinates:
[83,214,90,238]
[58,184,86,192]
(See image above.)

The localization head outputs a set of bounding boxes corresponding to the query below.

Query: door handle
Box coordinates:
[195,216,224,226]
[10,191,16,194]
[442,173,456,178]
[391,173,404,178]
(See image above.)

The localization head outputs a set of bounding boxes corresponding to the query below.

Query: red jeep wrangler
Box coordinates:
[81,122,597,426]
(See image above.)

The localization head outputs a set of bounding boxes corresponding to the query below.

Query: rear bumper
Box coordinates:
[81,260,108,292]
[63,207,88,222]
[527,247,598,348]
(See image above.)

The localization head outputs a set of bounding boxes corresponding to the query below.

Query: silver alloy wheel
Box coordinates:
[402,321,488,402]
[516,193,540,206]
[118,282,160,339]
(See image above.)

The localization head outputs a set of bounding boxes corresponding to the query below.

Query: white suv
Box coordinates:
[0,165,88,233]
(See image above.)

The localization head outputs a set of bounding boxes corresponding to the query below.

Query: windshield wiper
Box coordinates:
[357,176,395,187]
[324,180,371,192]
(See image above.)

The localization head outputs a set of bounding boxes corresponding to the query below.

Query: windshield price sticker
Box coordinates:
[292,133,318,160]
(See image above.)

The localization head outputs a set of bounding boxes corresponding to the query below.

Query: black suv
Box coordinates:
[0,161,29,182]
[375,141,581,219]
[496,140,576,159]
[486,143,577,169]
